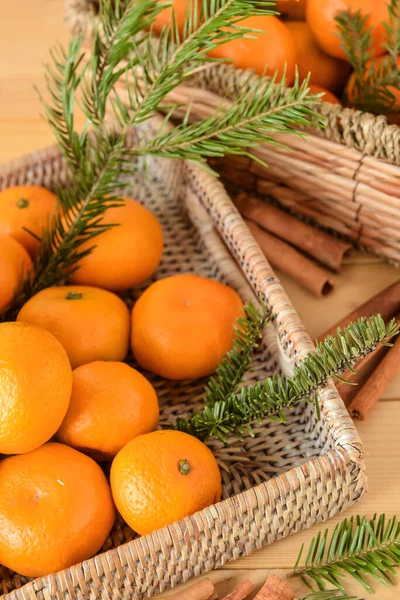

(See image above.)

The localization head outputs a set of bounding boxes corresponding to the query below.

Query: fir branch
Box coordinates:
[335,9,373,98]
[40,37,88,171]
[359,54,400,114]
[132,73,320,163]
[383,0,400,68]
[203,301,270,408]
[7,0,323,313]
[336,4,400,114]
[298,592,361,600]
[176,315,399,442]
[292,514,400,594]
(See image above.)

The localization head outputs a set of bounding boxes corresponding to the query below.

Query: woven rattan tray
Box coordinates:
[0,118,366,600]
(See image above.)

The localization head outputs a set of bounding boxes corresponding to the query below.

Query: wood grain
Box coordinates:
[1,1,399,598]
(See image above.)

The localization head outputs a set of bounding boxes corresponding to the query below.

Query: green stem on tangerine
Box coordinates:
[178,460,191,475]
[65,292,83,300]
[17,197,29,208]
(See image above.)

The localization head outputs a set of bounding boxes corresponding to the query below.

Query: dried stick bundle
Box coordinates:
[246,220,334,297]
[319,281,400,416]
[167,578,217,600]
[221,580,255,600]
[254,575,295,600]
[348,334,400,419]
[319,280,400,339]
[231,192,358,296]
[236,193,351,272]
[335,344,389,405]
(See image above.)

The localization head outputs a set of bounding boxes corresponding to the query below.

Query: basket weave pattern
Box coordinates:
[0,118,365,600]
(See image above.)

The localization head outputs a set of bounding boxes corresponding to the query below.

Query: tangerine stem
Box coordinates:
[65,292,83,300]
[178,460,191,475]
[17,197,29,208]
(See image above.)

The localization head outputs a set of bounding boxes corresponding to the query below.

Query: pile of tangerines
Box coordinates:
[0,185,246,578]
[154,0,399,120]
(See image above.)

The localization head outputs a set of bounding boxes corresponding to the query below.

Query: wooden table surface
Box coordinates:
[1,1,399,598]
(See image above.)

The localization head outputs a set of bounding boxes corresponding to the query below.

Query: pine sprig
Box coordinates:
[384,0,400,67]
[176,315,399,442]
[5,0,323,313]
[336,2,400,115]
[138,72,319,162]
[204,302,271,407]
[198,301,271,409]
[175,301,270,440]
[292,514,400,594]
[298,592,361,600]
[335,9,373,100]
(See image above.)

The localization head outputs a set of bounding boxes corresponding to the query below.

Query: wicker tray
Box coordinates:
[0,117,365,600]
[66,0,400,266]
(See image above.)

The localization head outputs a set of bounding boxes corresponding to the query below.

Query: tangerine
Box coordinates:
[131,274,243,380]
[0,322,72,455]
[0,185,57,256]
[68,198,163,291]
[153,0,201,36]
[347,56,400,119]
[286,21,351,94]
[57,361,159,459]
[309,84,341,104]
[0,443,115,577]
[276,0,306,20]
[208,15,297,85]
[17,285,130,369]
[306,0,389,61]
[110,430,221,535]
[0,235,32,313]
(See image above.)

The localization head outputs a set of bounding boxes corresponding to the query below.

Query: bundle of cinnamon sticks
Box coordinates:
[164,573,295,600]
[234,193,400,418]
[318,280,400,419]
[235,192,351,297]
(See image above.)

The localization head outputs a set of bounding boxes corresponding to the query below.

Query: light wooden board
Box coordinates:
[1,1,399,598]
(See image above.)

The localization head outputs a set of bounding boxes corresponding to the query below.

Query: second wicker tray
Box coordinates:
[69,0,400,267]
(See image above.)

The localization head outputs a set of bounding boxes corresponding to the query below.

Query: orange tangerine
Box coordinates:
[0,235,32,313]
[0,185,57,256]
[17,285,130,369]
[208,15,297,85]
[57,361,159,459]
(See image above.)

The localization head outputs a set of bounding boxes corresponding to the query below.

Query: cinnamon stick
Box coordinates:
[335,345,389,406]
[221,580,255,600]
[347,334,400,420]
[318,279,400,340]
[246,219,334,297]
[236,193,350,272]
[335,343,389,405]
[166,578,216,600]
[254,574,295,600]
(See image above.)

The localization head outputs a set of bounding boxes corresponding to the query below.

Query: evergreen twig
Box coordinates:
[292,514,400,594]
[336,2,400,114]
[384,0,400,68]
[3,0,324,315]
[203,301,271,408]
[176,315,399,442]
[335,9,373,100]
[298,592,361,600]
